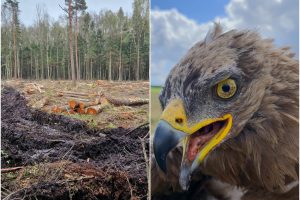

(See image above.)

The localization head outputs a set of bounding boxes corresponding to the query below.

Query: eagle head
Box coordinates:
[153,24,298,192]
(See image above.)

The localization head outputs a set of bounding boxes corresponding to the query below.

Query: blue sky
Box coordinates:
[151,0,299,85]
[7,0,133,26]
[151,0,229,24]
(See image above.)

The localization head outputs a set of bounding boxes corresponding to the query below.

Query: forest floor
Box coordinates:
[1,81,149,200]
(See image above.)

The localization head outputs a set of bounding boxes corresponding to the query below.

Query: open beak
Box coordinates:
[153,99,232,190]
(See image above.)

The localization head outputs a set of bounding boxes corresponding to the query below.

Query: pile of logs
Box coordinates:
[24,83,45,94]
[51,91,110,115]
[51,91,149,115]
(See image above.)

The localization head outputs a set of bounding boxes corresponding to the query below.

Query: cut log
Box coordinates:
[77,108,86,114]
[79,102,84,109]
[62,110,76,115]
[77,98,102,109]
[86,103,110,115]
[67,97,90,102]
[105,95,149,106]
[64,94,91,99]
[69,100,79,110]
[68,99,104,114]
[32,97,49,109]
[86,107,97,115]
[58,91,97,97]
[51,105,68,113]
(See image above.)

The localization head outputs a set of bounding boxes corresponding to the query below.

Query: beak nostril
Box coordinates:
[175,118,183,124]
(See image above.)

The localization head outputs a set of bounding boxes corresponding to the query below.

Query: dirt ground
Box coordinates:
[1,85,149,199]
[2,80,149,129]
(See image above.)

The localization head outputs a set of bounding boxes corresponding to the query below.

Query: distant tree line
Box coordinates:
[1,0,149,82]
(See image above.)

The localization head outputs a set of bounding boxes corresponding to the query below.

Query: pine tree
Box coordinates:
[3,0,20,79]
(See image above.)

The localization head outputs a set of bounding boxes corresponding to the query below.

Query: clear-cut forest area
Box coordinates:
[1,0,150,199]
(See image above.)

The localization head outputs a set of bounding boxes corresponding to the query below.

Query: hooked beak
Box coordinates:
[153,99,233,190]
[153,120,186,173]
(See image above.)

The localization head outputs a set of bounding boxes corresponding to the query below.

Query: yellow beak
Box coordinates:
[153,99,232,174]
[162,99,232,162]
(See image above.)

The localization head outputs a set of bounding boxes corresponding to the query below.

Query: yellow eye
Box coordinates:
[216,79,237,99]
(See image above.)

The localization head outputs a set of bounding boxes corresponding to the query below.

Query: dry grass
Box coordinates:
[2,80,149,129]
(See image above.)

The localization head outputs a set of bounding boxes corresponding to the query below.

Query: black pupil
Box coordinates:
[222,84,230,93]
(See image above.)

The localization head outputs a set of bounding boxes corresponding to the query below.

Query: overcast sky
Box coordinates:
[15,0,133,26]
[151,0,299,85]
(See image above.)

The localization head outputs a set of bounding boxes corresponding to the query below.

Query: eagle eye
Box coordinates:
[216,78,237,99]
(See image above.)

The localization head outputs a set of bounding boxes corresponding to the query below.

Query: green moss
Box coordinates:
[106,123,117,129]
[5,172,18,180]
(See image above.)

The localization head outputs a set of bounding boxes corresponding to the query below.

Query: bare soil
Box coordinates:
[1,86,149,200]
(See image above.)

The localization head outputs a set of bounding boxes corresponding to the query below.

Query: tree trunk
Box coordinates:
[75,11,80,80]
[6,55,10,79]
[100,62,102,80]
[17,50,20,78]
[47,33,50,79]
[118,30,123,81]
[56,46,59,80]
[49,45,52,79]
[9,41,12,79]
[90,59,93,80]
[136,39,140,80]
[129,43,131,80]
[79,54,81,79]
[109,51,112,81]
[85,58,88,80]
[40,46,43,79]
[30,49,33,79]
[68,0,76,86]
[35,56,38,79]
[62,49,65,79]
[12,11,17,79]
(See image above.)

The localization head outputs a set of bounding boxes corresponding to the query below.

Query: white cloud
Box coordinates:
[151,9,210,85]
[151,0,299,85]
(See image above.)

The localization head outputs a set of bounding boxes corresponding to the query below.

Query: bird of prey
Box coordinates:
[152,24,299,200]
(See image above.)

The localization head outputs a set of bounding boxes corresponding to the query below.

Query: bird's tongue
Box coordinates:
[187,122,223,162]
[180,120,227,190]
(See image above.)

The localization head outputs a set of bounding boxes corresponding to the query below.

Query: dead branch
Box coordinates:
[139,132,150,200]
[125,175,134,199]
[59,4,68,13]
[1,167,24,173]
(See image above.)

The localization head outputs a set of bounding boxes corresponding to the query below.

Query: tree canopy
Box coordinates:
[1,0,149,81]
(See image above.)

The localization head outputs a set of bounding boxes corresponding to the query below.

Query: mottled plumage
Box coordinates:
[152,24,299,200]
